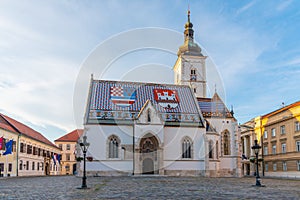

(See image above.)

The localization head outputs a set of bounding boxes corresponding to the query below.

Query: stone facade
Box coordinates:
[79,10,241,178]
[241,101,300,178]
[0,113,60,177]
[54,129,83,175]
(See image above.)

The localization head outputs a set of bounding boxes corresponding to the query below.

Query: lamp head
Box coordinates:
[251,139,261,154]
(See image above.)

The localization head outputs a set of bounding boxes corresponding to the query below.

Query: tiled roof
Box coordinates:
[262,101,300,118]
[55,129,83,142]
[86,79,204,125]
[0,114,18,133]
[0,113,57,148]
[197,93,233,118]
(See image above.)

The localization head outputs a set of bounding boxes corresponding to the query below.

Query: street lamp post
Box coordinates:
[251,139,264,187]
[79,135,90,189]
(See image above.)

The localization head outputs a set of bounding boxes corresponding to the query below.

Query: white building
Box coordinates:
[81,10,241,177]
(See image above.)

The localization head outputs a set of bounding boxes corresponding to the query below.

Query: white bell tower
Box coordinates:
[173,9,207,98]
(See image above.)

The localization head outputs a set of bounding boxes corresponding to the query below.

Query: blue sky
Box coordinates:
[0,0,299,142]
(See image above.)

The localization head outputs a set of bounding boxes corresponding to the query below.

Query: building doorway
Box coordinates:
[140,133,159,175]
[142,158,154,174]
[73,163,77,175]
[246,164,250,175]
[45,163,50,175]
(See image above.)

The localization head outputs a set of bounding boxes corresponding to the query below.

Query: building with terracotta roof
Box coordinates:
[54,129,83,175]
[241,101,300,178]
[0,113,60,177]
[80,11,241,177]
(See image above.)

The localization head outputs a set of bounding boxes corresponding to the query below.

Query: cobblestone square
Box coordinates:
[0,176,300,199]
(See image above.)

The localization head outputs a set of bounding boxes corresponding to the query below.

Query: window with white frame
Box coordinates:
[296,141,300,152]
[265,163,268,172]
[273,163,277,171]
[272,144,276,154]
[264,130,268,139]
[66,164,70,172]
[280,125,286,134]
[271,128,276,137]
[283,161,287,171]
[297,160,300,171]
[295,121,300,132]
[281,143,286,153]
[264,146,268,155]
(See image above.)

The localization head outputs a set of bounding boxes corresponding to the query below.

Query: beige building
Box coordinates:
[0,113,60,177]
[54,129,83,175]
[241,101,300,178]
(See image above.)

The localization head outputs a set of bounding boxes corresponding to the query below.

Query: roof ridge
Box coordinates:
[0,114,20,134]
[0,113,58,148]
[55,129,83,142]
[262,100,300,118]
[93,79,192,88]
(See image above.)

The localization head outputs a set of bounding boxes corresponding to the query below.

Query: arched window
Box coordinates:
[209,140,214,159]
[223,131,230,155]
[108,135,120,158]
[182,137,192,159]
[190,69,197,81]
[216,141,219,159]
[147,109,151,122]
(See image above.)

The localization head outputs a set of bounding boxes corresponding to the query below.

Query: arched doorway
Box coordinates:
[45,163,49,175]
[143,158,154,174]
[73,163,77,175]
[140,133,159,175]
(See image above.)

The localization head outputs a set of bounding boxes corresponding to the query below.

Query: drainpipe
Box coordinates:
[16,134,21,176]
[132,120,135,175]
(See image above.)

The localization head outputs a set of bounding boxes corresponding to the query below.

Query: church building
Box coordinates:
[81,11,241,177]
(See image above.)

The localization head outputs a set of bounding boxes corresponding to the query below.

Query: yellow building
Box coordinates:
[54,129,83,175]
[0,113,60,177]
[241,101,300,178]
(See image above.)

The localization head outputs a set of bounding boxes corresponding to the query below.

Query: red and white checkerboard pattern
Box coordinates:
[110,87,123,97]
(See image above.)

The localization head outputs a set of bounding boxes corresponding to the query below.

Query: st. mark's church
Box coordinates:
[82,11,241,177]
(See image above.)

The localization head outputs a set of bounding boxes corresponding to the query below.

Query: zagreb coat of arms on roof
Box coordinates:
[153,89,179,109]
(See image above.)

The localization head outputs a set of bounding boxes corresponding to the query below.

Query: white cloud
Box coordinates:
[236,0,257,15]
[286,57,300,66]
[0,55,79,135]
[0,0,299,140]
[277,0,293,11]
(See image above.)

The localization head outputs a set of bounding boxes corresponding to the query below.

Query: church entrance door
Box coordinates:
[142,158,154,174]
[140,133,159,175]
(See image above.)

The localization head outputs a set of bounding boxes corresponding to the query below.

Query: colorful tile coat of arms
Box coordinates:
[153,89,180,109]
[110,86,136,107]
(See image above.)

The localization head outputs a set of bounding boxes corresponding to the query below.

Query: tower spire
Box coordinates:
[188,4,190,23]
[184,8,193,42]
[177,6,203,56]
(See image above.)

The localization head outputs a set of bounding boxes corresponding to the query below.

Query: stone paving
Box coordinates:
[0,176,299,199]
